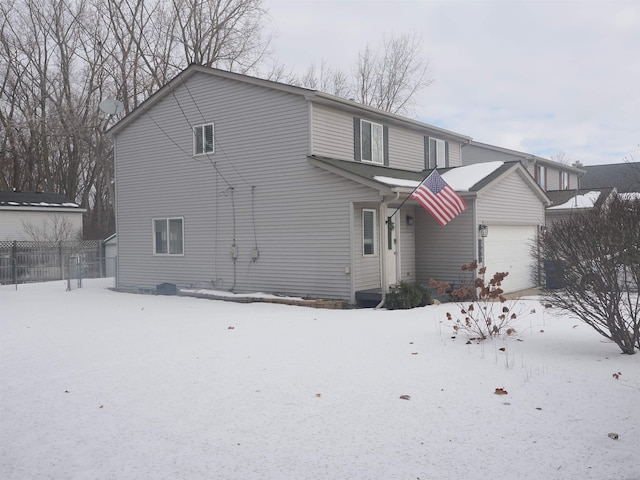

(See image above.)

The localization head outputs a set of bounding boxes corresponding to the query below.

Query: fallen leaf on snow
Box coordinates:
[399,395,411,400]
[411,352,419,355]
[608,432,619,440]
[315,393,322,398]
[494,388,508,395]
[227,326,235,330]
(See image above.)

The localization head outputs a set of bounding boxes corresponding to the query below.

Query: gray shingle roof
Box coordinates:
[0,190,81,209]
[580,162,640,193]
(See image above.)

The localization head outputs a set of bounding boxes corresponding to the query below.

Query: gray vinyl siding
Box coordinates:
[461,144,523,165]
[447,142,462,167]
[543,167,579,191]
[115,72,380,300]
[476,172,545,225]
[388,129,426,171]
[311,104,354,160]
[414,206,474,286]
[546,167,561,190]
[398,206,416,283]
[353,204,382,292]
[311,103,455,172]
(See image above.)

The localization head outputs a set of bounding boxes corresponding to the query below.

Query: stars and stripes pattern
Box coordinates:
[410,170,467,226]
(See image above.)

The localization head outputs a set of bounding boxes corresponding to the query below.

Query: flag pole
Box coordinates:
[387,169,436,221]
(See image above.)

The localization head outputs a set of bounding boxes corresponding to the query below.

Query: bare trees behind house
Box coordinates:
[1,0,431,239]
[0,0,272,239]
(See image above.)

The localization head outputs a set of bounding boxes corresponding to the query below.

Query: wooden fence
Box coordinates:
[0,240,109,285]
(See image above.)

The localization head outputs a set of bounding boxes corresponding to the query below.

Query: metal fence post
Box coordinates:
[12,240,17,285]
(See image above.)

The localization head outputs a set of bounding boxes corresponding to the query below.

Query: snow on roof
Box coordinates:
[620,192,640,201]
[441,161,504,191]
[548,191,601,210]
[373,176,420,188]
[373,161,504,192]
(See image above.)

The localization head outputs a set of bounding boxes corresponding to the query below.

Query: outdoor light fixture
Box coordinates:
[479,223,489,238]
[406,215,414,226]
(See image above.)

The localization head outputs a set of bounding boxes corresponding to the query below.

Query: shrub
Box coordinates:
[430,260,525,339]
[385,281,431,310]
[539,194,640,354]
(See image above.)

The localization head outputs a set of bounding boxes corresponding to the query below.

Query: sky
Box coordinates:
[264,0,640,166]
[1,279,639,479]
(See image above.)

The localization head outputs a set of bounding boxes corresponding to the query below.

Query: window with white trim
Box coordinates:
[535,165,547,190]
[361,120,384,164]
[427,137,446,169]
[560,171,570,190]
[362,209,376,256]
[153,218,184,255]
[194,123,214,155]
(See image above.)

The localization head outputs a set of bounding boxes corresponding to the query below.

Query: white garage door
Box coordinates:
[484,225,537,293]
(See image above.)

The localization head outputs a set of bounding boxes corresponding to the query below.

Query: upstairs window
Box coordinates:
[362,209,377,256]
[560,171,570,190]
[354,118,388,165]
[153,218,184,255]
[361,120,384,164]
[425,137,447,169]
[535,165,547,190]
[194,123,214,155]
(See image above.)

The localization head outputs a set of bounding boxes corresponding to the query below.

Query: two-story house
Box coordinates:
[462,141,585,192]
[109,65,549,304]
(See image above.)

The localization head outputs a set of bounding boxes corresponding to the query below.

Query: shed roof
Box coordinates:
[0,190,83,210]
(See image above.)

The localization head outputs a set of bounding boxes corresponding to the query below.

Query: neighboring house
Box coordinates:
[579,162,640,193]
[108,65,549,304]
[545,188,615,225]
[462,141,585,191]
[0,190,85,241]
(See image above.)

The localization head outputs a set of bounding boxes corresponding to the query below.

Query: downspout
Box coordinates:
[375,191,400,309]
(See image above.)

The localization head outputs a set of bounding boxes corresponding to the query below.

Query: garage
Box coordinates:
[483,225,538,293]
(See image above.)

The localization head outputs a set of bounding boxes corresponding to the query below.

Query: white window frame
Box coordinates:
[193,123,214,155]
[153,217,184,256]
[362,209,377,256]
[536,165,547,190]
[429,138,446,169]
[560,171,570,190]
[361,120,384,164]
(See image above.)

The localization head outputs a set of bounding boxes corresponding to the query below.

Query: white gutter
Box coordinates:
[375,192,400,309]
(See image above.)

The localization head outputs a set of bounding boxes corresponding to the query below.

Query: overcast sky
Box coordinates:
[264,0,640,166]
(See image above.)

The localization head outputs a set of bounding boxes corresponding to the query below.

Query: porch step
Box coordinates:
[355,288,382,307]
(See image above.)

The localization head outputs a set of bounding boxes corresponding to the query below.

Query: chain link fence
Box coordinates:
[0,240,116,288]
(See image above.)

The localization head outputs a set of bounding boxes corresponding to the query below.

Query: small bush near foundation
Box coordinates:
[385,281,431,310]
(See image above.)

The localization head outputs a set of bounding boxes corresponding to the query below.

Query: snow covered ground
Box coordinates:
[1,279,638,480]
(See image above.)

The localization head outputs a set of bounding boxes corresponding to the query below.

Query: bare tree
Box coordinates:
[1,0,273,239]
[22,215,81,241]
[353,33,432,115]
[172,0,270,72]
[291,59,350,98]
[540,194,640,354]
[550,151,569,165]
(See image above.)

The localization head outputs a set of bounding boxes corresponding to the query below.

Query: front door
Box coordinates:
[385,216,398,286]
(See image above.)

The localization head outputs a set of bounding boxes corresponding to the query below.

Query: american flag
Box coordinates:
[410,170,467,226]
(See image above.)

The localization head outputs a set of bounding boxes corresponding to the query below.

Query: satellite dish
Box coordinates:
[99,99,124,115]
